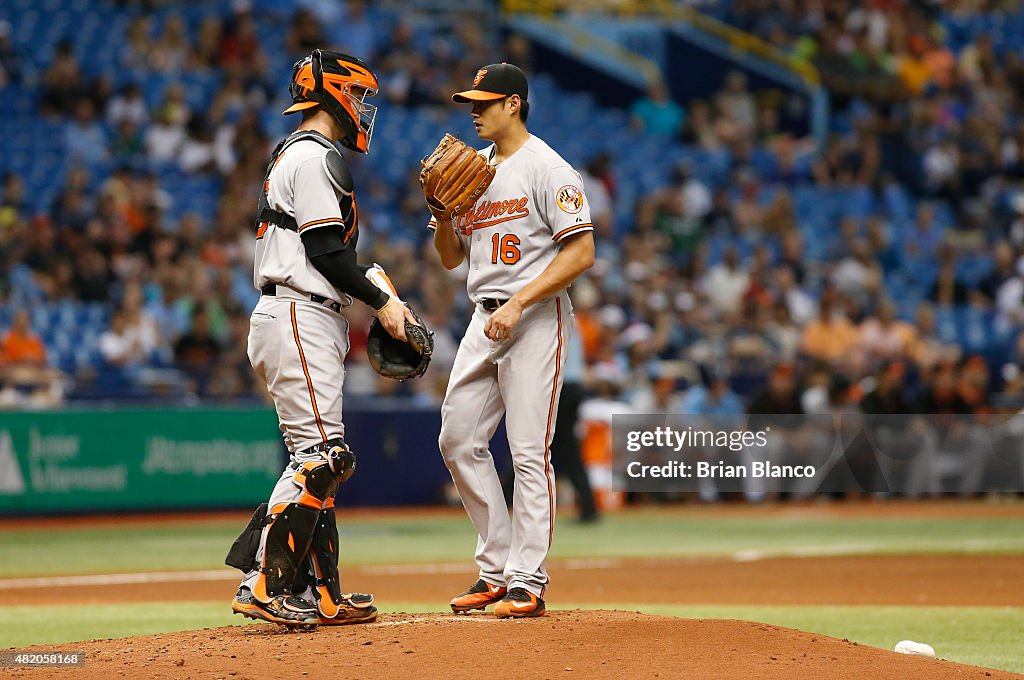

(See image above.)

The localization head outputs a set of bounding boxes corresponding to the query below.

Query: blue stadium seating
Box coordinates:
[0,0,1020,396]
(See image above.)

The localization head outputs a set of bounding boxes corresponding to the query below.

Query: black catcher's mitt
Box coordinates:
[366,307,434,380]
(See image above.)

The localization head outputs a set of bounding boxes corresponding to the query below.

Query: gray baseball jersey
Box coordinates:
[430,135,593,300]
[255,137,355,305]
[435,134,593,600]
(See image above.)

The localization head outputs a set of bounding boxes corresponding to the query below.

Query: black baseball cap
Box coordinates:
[452,63,528,103]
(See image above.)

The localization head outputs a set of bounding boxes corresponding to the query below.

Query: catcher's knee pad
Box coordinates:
[292,461,340,509]
[301,437,357,486]
[327,438,357,484]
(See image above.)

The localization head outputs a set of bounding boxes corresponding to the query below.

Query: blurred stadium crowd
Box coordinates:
[0,0,1023,435]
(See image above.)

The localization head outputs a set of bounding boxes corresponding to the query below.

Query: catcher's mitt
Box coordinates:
[420,133,495,222]
[366,306,434,381]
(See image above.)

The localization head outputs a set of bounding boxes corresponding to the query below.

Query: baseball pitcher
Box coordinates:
[424,63,596,618]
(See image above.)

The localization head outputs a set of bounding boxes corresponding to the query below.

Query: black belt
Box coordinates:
[261,283,342,314]
[480,298,508,312]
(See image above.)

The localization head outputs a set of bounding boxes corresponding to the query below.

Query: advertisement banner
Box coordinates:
[0,408,286,513]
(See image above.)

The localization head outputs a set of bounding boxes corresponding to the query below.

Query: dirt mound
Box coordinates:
[8,610,1019,680]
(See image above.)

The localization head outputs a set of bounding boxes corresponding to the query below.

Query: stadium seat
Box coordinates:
[0,0,1018,404]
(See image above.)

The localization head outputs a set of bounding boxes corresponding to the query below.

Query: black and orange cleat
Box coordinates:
[493,587,545,618]
[231,586,320,627]
[317,593,379,625]
[450,579,507,613]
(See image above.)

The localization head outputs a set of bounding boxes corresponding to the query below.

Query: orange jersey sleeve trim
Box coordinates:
[552,223,594,242]
[299,217,345,233]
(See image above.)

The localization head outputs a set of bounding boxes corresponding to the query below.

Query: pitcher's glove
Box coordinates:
[420,133,495,222]
[366,305,434,381]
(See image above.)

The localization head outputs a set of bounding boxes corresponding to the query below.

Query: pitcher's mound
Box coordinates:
[18,610,1020,680]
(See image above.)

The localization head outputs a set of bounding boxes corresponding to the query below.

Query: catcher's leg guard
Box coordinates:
[309,503,343,616]
[251,460,340,603]
[228,504,321,626]
[303,504,377,625]
[289,439,375,625]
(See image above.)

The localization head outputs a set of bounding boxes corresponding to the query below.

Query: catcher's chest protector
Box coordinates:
[257,131,359,247]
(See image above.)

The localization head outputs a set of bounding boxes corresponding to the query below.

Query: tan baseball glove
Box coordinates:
[420,134,495,222]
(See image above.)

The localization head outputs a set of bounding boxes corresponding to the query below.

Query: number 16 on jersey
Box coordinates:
[490,233,521,265]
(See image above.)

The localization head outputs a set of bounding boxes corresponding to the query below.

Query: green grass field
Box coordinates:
[3,510,1024,576]
[2,506,1023,674]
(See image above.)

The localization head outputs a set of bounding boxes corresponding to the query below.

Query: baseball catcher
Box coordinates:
[227,49,419,629]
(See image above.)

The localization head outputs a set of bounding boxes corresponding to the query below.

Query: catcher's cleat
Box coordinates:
[450,579,507,613]
[317,602,378,626]
[342,592,375,608]
[317,592,378,625]
[493,587,546,619]
[231,586,320,627]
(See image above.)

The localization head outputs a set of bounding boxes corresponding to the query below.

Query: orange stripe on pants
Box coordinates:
[291,302,328,443]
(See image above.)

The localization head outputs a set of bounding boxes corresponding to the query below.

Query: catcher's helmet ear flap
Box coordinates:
[283,49,379,154]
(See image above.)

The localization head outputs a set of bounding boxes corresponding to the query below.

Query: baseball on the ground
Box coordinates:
[894,640,936,658]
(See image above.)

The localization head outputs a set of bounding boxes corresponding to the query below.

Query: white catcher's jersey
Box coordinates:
[431,135,593,301]
[254,136,354,305]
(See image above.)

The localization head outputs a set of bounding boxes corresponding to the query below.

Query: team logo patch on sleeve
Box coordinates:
[556,185,583,214]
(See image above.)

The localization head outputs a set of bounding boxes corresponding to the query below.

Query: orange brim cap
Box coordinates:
[452,90,507,103]
[283,100,319,114]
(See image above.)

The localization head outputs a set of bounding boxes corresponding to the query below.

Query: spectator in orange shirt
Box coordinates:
[569,282,604,362]
[0,309,64,407]
[896,35,932,96]
[1,309,46,366]
[800,297,861,368]
[923,36,956,91]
